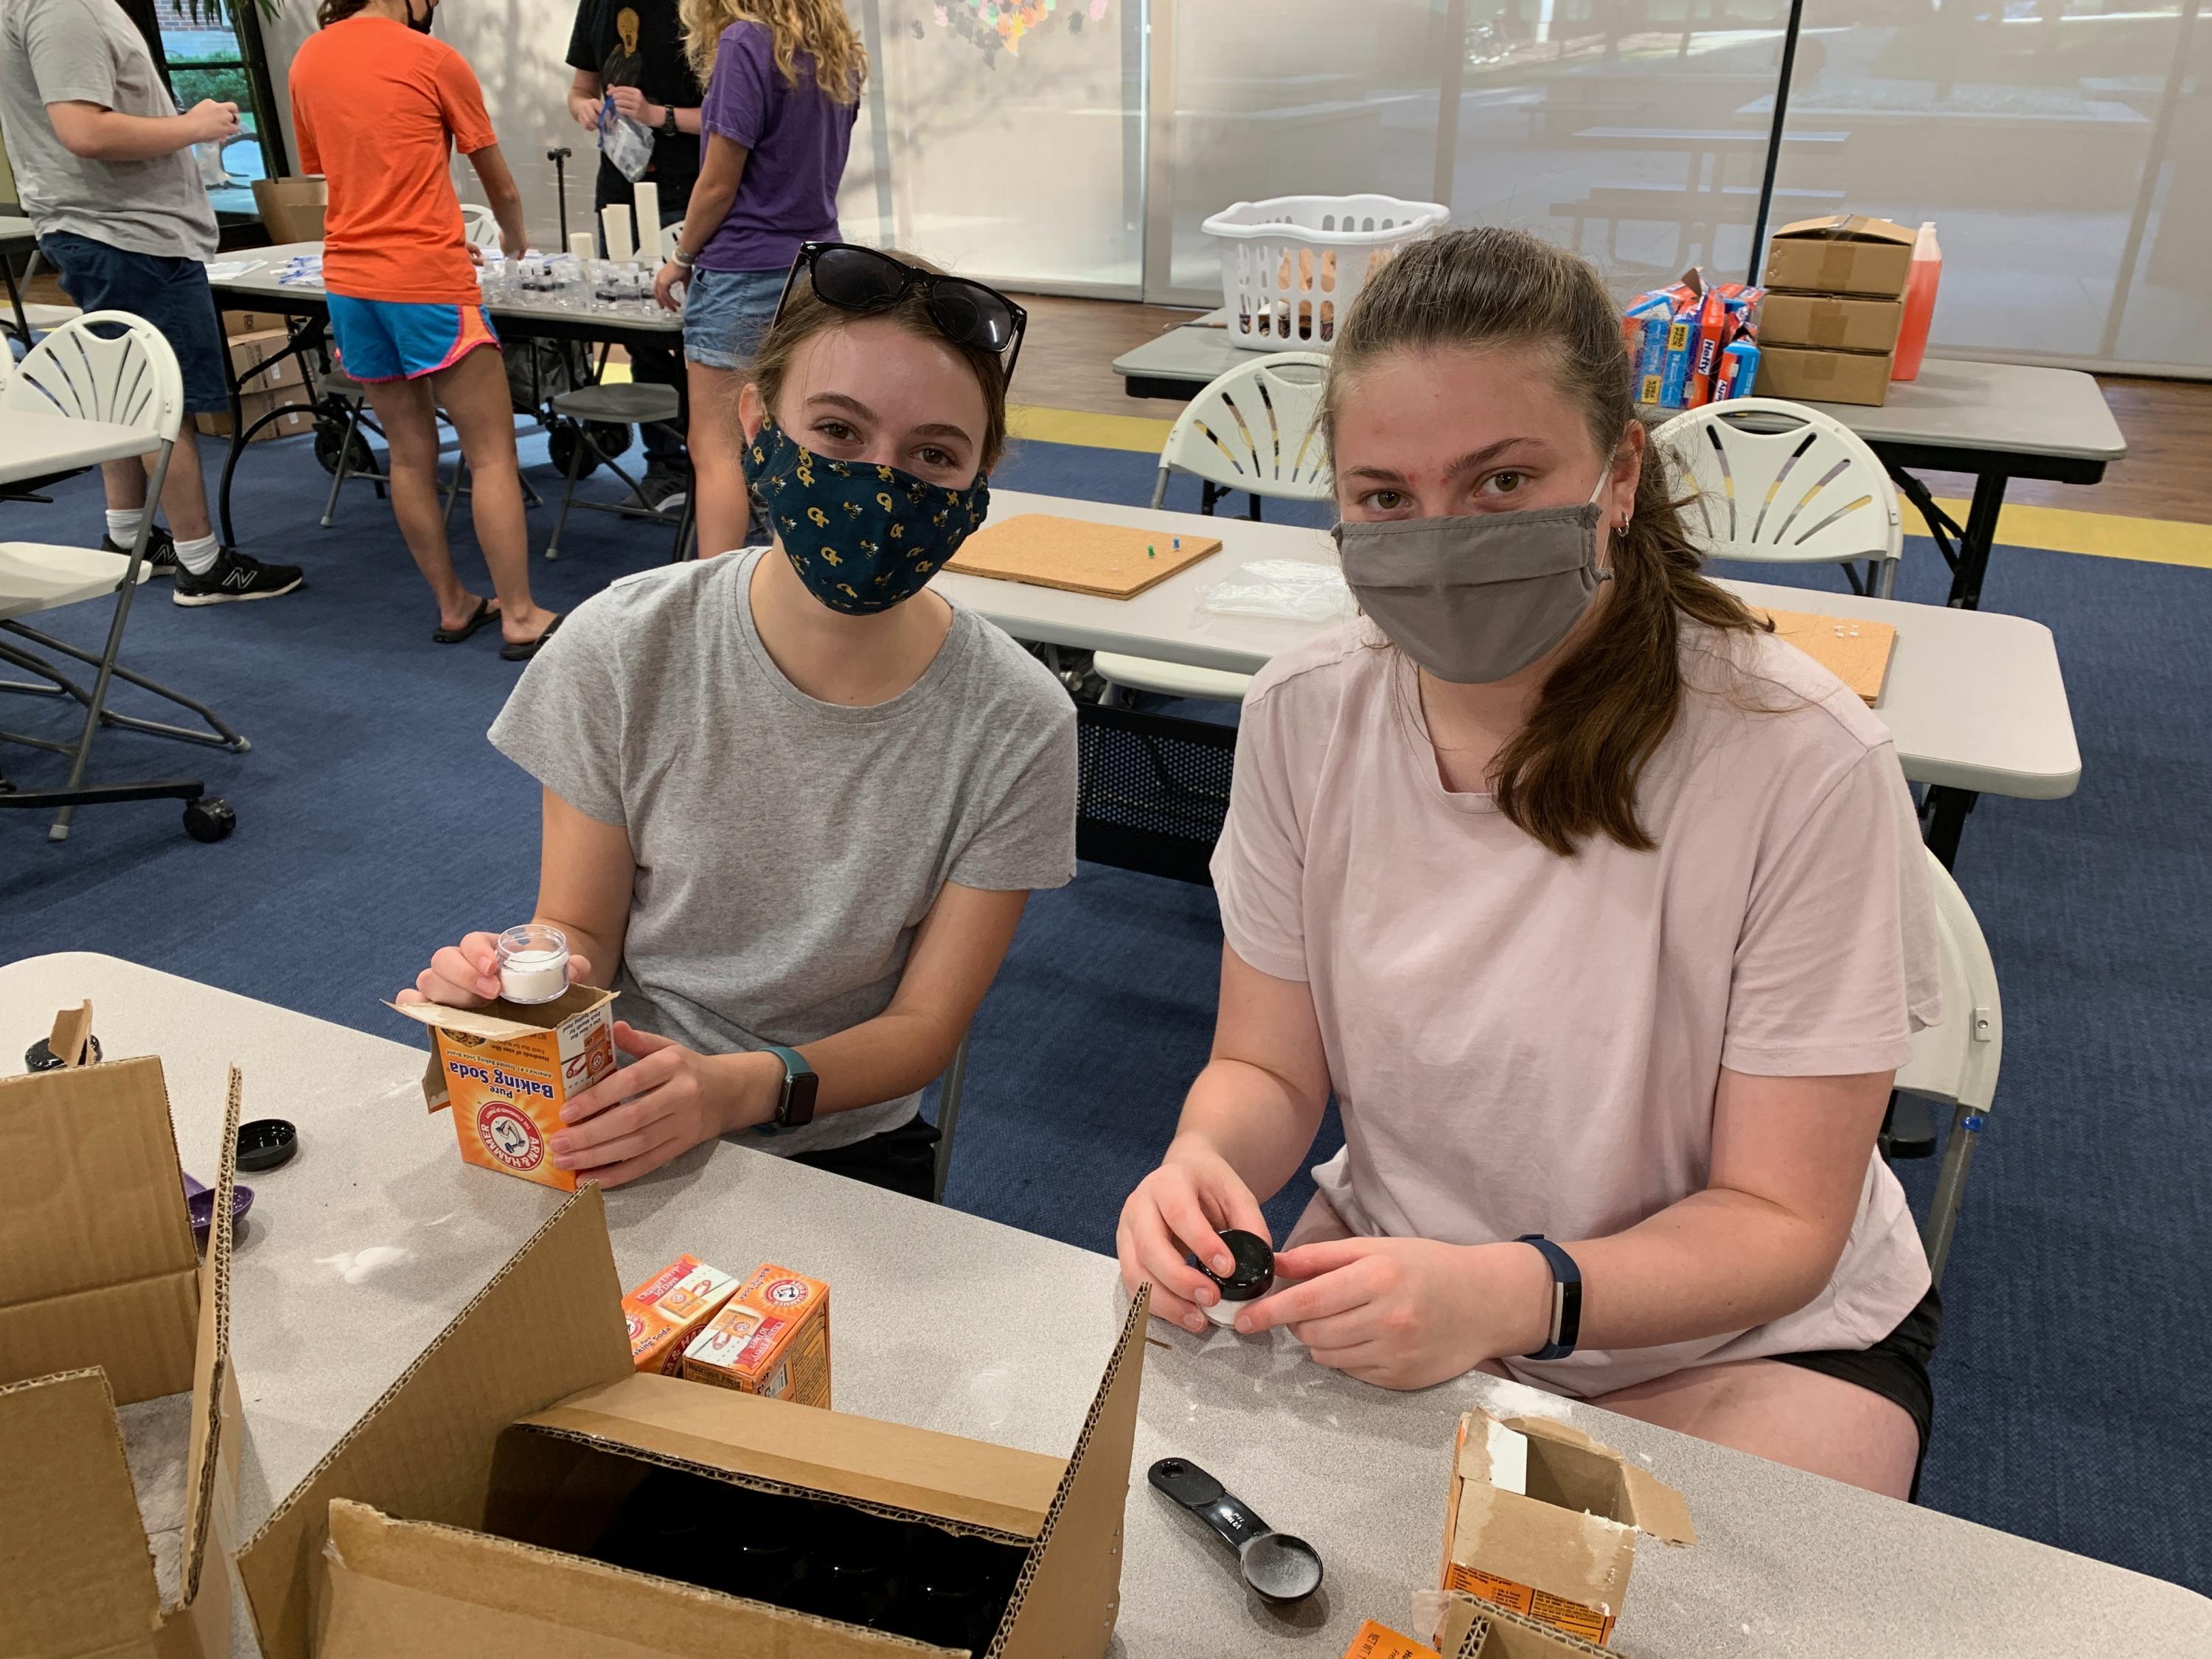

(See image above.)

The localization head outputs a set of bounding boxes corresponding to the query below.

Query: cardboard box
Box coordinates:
[1763,214,1916,299]
[1346,1619,1444,1659]
[1441,1411,1694,1645]
[621,1253,740,1375]
[234,1189,1151,1659]
[681,1262,832,1405]
[389,984,619,1191]
[195,389,316,442]
[223,308,286,338]
[1759,292,1904,355]
[1439,1591,1631,1658]
[0,1006,243,1659]
[1755,342,1896,407]
[251,175,326,243]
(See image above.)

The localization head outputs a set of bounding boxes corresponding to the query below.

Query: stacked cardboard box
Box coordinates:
[1754,215,1916,406]
[195,327,316,443]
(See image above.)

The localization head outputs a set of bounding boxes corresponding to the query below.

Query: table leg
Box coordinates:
[215,336,251,551]
[1922,785,1977,870]
[1947,474,2008,611]
[1,257,29,342]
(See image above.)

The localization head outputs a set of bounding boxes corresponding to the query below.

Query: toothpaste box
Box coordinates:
[682,1263,832,1408]
[622,1254,740,1375]
[388,985,619,1192]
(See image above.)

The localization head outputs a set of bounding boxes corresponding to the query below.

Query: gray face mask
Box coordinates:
[1332,470,1615,685]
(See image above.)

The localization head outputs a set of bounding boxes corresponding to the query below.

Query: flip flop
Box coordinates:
[432,596,498,644]
[499,613,566,661]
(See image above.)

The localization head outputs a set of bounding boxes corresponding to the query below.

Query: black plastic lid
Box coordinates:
[25,1033,101,1072]
[1202,1228,1274,1302]
[236,1118,299,1172]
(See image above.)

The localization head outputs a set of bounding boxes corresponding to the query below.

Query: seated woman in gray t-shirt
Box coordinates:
[398,248,1071,1200]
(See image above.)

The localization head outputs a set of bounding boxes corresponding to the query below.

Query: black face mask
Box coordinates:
[404,0,434,31]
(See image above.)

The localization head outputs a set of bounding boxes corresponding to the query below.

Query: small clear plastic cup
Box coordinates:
[496,923,571,1004]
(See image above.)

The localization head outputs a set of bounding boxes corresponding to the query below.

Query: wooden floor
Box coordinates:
[1009,293,2212,527]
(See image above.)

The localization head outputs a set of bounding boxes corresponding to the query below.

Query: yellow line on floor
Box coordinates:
[1009,403,2212,569]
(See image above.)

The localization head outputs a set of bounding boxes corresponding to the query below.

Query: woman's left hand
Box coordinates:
[549,1021,778,1186]
[653,259,686,312]
[1232,1237,1553,1390]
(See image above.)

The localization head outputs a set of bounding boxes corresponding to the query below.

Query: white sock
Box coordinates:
[106,507,145,545]
[173,532,220,576]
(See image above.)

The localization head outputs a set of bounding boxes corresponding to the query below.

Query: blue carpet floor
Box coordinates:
[4,423,2208,1593]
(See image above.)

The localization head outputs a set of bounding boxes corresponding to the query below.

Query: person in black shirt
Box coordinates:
[566,0,703,510]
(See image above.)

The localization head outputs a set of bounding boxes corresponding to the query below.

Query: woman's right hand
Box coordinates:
[397,931,594,1009]
[1116,1137,1272,1334]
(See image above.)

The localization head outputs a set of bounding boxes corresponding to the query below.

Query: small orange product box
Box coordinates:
[1343,1621,1441,1659]
[682,1263,832,1407]
[622,1254,741,1375]
[389,986,618,1192]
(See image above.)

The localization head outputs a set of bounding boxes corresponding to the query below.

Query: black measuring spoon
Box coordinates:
[1148,1457,1323,1604]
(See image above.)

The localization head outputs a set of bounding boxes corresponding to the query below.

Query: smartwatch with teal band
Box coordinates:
[1517,1234,1582,1361]
[754,1044,817,1134]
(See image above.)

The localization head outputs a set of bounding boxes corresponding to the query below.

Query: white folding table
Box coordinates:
[941,490,2080,863]
[2,953,2205,1659]
[1112,322,2126,611]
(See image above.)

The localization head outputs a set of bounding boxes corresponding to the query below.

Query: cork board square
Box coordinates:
[945,514,1222,599]
[1760,608,1896,705]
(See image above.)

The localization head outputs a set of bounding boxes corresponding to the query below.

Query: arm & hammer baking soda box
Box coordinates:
[682,1262,832,1407]
[622,1254,741,1375]
[387,984,618,1191]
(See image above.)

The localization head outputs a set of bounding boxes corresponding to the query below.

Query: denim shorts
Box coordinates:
[38,232,230,414]
[682,265,785,370]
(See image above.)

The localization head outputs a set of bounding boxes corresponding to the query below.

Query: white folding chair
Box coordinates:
[1655,396,1904,599]
[1893,849,2003,1289]
[1099,353,1333,707]
[460,202,501,248]
[0,312,243,841]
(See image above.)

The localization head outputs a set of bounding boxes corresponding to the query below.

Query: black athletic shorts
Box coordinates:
[1773,1284,1941,1497]
[790,1113,941,1202]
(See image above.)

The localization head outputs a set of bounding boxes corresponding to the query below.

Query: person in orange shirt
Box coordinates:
[289,0,561,657]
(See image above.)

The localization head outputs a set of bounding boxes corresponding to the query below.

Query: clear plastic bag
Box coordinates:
[1197,558,1354,622]
[599,108,655,184]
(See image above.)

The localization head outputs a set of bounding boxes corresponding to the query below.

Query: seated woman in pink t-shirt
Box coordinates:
[1117,227,1943,1500]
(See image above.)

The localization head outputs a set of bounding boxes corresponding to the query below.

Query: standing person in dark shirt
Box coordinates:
[566,0,704,512]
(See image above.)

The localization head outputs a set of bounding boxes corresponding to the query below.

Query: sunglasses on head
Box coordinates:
[774,242,1027,380]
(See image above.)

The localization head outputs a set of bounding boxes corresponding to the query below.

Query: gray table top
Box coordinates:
[1112,324,2127,466]
[0,408,159,485]
[943,490,2080,800]
[9,953,2204,1658]
[206,239,683,335]
[0,213,33,253]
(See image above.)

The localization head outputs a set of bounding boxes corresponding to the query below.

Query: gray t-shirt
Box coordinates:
[0,0,218,260]
[489,549,1077,1156]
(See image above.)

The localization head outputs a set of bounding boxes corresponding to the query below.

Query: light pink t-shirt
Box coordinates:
[1212,617,1941,1396]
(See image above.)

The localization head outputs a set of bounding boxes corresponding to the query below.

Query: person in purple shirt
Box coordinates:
[654,0,863,554]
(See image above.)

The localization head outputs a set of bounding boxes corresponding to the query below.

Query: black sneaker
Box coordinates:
[638,465,689,515]
[173,549,305,606]
[100,524,179,577]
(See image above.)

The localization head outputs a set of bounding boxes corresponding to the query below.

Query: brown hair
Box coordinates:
[681,0,866,98]
[1322,226,1767,858]
[748,250,1010,476]
[316,0,371,24]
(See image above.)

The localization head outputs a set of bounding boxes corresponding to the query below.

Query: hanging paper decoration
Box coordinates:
[931,0,1100,58]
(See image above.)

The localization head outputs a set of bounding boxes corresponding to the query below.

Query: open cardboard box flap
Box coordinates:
[1486,1417,1697,1545]
[239,1185,1151,1659]
[385,988,616,1118]
[515,1370,1067,1538]
[0,1048,244,1659]
[1772,213,1916,247]
[237,1187,636,1659]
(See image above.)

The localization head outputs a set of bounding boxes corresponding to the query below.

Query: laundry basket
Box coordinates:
[1202,195,1450,351]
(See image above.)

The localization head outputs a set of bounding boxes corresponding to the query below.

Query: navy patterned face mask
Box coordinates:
[742,416,991,616]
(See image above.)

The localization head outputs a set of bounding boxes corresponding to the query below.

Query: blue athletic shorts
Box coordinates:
[38,232,230,414]
[681,265,784,371]
[327,293,501,383]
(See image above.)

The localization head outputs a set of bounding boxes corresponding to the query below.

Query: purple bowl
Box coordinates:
[183,1171,254,1238]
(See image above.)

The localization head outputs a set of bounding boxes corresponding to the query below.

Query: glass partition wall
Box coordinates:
[250,0,2205,373]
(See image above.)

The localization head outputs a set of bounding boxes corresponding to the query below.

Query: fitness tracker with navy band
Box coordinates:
[1517,1234,1582,1360]
[757,1044,817,1133]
